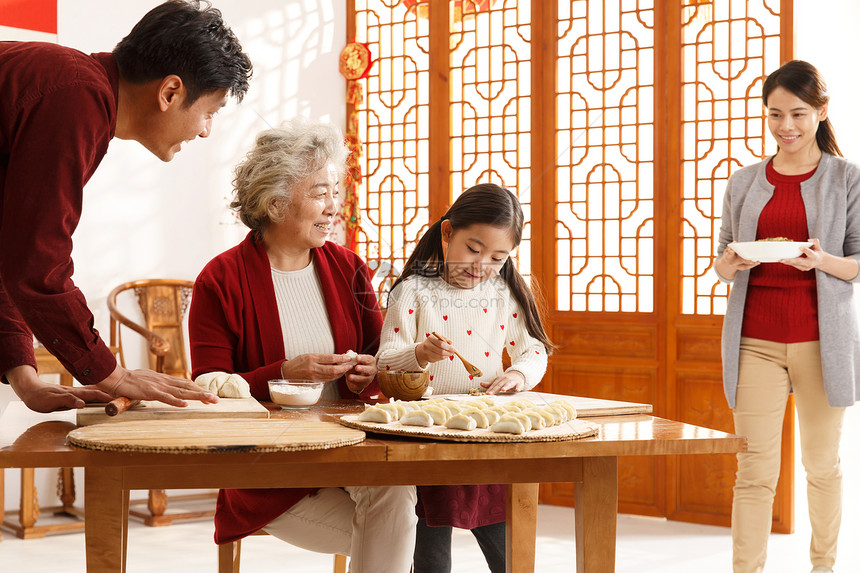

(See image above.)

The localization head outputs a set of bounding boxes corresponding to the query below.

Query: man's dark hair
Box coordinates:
[113,0,252,104]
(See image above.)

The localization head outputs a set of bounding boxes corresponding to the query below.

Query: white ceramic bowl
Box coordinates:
[730,241,813,263]
[268,380,324,409]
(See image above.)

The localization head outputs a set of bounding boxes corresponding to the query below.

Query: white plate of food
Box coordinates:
[730,239,813,263]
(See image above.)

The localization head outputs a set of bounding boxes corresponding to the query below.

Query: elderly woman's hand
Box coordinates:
[280,353,354,382]
[345,354,378,394]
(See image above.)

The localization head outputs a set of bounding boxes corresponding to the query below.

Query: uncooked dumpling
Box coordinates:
[421,404,450,425]
[460,407,489,429]
[521,409,547,430]
[491,414,525,435]
[358,406,392,423]
[376,402,405,421]
[483,409,501,425]
[344,349,359,365]
[401,410,434,427]
[445,414,478,431]
[552,400,577,419]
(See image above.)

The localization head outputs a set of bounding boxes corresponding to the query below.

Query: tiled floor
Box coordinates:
[1,406,857,572]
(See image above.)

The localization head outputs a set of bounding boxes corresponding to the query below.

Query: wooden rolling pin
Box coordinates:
[105,397,141,416]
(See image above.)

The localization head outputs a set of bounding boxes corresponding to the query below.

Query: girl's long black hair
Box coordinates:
[390,183,554,353]
[763,60,842,157]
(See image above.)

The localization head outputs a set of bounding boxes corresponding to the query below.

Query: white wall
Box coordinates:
[794,1,860,159]
[1,0,345,512]
[65,0,346,341]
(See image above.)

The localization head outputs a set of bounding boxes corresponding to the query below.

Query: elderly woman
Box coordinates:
[188,119,417,572]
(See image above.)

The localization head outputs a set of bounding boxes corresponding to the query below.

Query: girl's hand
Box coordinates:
[345,354,378,394]
[414,336,454,367]
[781,238,824,271]
[280,353,354,382]
[481,370,526,395]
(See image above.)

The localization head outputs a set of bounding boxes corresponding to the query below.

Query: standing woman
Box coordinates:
[715,60,860,573]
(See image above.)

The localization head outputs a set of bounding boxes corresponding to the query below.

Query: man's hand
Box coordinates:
[95,364,218,407]
[6,365,112,413]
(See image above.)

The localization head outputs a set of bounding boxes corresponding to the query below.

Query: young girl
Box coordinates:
[715,60,860,573]
[376,183,553,573]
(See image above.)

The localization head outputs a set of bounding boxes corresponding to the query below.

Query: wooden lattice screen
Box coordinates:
[348,0,793,530]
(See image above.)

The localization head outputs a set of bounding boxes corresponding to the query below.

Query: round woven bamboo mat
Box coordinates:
[339,415,598,443]
[67,419,365,453]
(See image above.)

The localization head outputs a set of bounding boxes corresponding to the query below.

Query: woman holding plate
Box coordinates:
[714,60,860,573]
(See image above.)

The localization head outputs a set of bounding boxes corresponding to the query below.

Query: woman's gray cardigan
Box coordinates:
[716,152,860,408]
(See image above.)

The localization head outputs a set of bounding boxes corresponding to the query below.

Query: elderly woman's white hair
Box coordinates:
[230,118,349,232]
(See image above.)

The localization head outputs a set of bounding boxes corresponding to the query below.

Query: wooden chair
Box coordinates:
[108,278,216,526]
[218,533,347,573]
[0,346,87,538]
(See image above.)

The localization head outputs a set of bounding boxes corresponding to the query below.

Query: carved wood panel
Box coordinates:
[541,360,661,515]
[349,0,794,529]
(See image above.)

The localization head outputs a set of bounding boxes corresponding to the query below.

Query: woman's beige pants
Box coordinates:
[732,338,845,573]
[263,485,417,573]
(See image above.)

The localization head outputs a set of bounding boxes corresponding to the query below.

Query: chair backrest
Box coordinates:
[365,258,398,313]
[108,279,194,379]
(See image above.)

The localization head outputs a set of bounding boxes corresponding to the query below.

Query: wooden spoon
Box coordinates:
[431,331,483,377]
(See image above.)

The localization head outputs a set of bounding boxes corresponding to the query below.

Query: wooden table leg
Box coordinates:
[574,456,618,573]
[506,483,538,573]
[85,467,128,573]
[0,467,4,541]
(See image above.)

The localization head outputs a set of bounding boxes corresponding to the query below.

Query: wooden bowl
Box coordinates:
[377,370,430,401]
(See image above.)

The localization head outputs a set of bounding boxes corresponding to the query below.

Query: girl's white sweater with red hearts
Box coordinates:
[376,275,548,395]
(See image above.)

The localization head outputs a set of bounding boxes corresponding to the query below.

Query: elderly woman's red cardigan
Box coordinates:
[189,231,382,544]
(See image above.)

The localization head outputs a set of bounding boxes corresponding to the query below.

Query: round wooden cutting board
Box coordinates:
[339,415,598,443]
[67,419,365,453]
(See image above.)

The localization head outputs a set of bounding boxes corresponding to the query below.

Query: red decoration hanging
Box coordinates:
[339,42,374,252]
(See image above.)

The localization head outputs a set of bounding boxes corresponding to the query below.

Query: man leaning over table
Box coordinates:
[0,0,252,413]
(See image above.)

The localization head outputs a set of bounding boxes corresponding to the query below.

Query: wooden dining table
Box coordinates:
[0,398,746,573]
